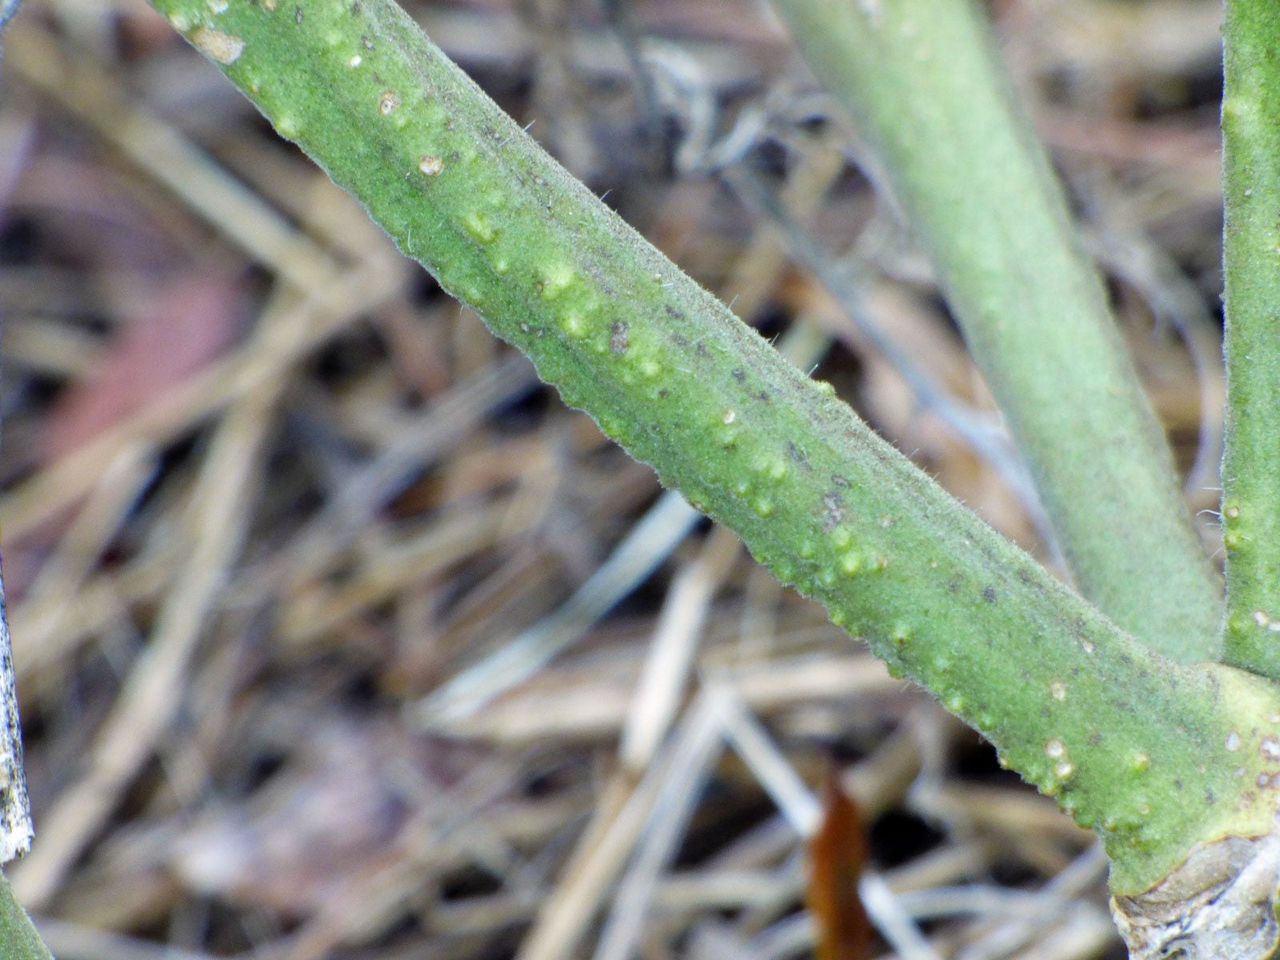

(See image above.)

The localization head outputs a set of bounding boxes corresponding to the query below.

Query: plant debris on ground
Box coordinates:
[0,1,1225,957]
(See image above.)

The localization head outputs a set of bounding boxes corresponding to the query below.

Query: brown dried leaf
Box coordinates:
[806,768,874,960]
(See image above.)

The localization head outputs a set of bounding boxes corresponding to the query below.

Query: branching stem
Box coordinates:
[148,0,1280,895]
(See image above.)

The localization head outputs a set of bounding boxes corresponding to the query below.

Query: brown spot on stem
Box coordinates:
[610,321,629,355]
[191,27,245,64]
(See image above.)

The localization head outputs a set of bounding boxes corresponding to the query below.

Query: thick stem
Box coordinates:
[0,872,51,960]
[768,0,1222,661]
[1221,1,1280,681]
[149,0,1280,894]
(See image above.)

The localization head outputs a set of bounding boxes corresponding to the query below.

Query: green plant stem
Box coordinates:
[1221,0,1280,680]
[768,0,1222,661]
[148,0,1280,893]
[0,871,51,960]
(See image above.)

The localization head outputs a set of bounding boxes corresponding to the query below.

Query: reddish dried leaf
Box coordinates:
[42,275,241,461]
[806,769,874,960]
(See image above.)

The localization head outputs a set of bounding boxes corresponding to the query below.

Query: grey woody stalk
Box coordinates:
[0,562,40,957]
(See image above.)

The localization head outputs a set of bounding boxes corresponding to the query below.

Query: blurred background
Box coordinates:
[0,0,1226,957]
